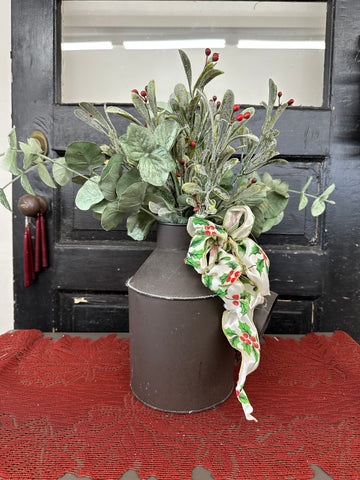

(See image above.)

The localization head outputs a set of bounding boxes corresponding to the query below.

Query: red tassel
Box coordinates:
[35,214,41,273]
[24,222,32,288]
[39,213,48,269]
[26,223,35,281]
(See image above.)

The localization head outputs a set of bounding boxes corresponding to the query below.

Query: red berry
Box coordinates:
[253,343,259,349]
[236,114,244,122]
[180,158,186,165]
[233,104,240,111]
[176,172,182,177]
[232,294,239,299]
[288,99,295,106]
[252,177,257,183]
[278,91,283,98]
[243,333,249,339]
[140,90,147,97]
[233,301,239,306]
[205,231,211,235]
[189,140,196,147]
[193,206,199,212]
[235,271,240,277]
[244,111,251,119]
[231,278,236,283]
[246,339,251,345]
[131,89,139,94]
[226,277,231,283]
[212,95,217,102]
[251,336,256,342]
[229,270,234,276]
[216,101,221,107]
[212,53,219,62]
[205,48,211,56]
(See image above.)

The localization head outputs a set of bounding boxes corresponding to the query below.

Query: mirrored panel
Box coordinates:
[61,1,327,106]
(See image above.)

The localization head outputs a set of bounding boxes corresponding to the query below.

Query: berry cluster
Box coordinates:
[131,87,148,102]
[205,48,219,65]
[278,91,294,107]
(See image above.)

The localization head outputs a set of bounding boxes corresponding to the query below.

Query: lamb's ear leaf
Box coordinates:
[146,80,158,119]
[105,106,143,126]
[178,49,192,93]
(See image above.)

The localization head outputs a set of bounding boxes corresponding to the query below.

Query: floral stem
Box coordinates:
[288,189,336,204]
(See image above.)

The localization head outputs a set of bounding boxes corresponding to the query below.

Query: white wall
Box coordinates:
[0,0,13,333]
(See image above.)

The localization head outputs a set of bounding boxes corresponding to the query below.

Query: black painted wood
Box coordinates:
[11,0,360,341]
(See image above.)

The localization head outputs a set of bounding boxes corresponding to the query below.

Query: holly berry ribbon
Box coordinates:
[185,206,270,421]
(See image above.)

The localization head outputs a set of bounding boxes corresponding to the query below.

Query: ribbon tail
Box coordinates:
[222,308,260,422]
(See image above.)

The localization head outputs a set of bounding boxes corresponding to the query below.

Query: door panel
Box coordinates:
[11,0,360,342]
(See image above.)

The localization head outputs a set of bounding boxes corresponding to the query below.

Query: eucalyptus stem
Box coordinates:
[288,189,336,204]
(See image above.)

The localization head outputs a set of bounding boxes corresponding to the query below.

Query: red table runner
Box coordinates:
[0,330,359,480]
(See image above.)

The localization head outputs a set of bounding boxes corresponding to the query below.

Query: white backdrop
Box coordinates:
[0,0,13,333]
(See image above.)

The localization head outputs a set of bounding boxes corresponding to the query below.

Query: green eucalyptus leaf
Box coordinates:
[154,119,179,151]
[71,175,89,185]
[2,146,20,175]
[91,199,109,214]
[116,167,141,197]
[0,188,11,211]
[52,157,72,186]
[265,191,289,219]
[65,142,105,171]
[319,183,336,201]
[311,197,326,217]
[20,138,42,168]
[20,174,35,195]
[75,177,104,210]
[37,163,56,188]
[120,124,156,162]
[138,147,174,186]
[298,192,309,211]
[118,182,147,213]
[99,153,123,200]
[178,49,192,93]
[145,185,175,210]
[262,212,284,232]
[101,201,124,231]
[301,176,313,194]
[127,209,155,241]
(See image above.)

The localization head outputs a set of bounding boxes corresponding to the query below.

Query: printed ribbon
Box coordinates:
[185,206,270,421]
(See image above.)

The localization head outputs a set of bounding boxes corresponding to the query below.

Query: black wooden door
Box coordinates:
[11,0,360,341]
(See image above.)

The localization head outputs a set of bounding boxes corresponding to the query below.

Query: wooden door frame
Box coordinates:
[11,0,360,341]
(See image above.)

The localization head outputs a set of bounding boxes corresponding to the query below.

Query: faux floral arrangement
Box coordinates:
[0,49,335,420]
